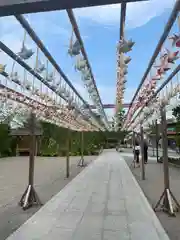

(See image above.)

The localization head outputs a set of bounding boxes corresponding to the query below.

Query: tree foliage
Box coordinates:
[174,121,180,149]
[172,105,180,148]
[172,105,180,121]
[0,123,16,157]
[0,116,128,158]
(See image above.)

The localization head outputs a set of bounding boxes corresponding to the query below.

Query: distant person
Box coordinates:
[172,141,176,150]
[159,138,162,148]
[134,141,140,167]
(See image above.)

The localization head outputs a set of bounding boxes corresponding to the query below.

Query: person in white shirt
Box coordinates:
[134,141,140,166]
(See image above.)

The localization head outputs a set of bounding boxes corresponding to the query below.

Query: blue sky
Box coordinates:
[0,0,177,120]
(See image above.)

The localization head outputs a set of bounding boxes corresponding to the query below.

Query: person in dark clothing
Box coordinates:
[144,138,148,163]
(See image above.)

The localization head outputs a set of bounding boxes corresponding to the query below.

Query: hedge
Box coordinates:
[0,121,125,157]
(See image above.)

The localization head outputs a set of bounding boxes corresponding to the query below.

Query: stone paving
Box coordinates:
[6,150,169,240]
[0,156,94,240]
[122,151,180,240]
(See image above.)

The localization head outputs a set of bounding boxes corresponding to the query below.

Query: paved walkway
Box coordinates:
[6,150,169,240]
[123,151,180,240]
[0,156,94,240]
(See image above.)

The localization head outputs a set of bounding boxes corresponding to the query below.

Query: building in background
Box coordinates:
[149,119,179,150]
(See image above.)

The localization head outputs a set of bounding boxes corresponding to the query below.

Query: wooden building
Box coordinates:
[10,127,42,155]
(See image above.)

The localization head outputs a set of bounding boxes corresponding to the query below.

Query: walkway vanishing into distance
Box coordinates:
[6,150,169,240]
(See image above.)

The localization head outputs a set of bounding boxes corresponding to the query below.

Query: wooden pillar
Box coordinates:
[78,131,85,167]
[28,112,36,186]
[19,112,41,210]
[140,125,145,180]
[154,106,180,215]
[155,119,159,162]
[16,144,19,156]
[81,131,84,164]
[66,128,70,178]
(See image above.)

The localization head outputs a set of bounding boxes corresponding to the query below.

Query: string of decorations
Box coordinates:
[14,15,106,131]
[66,9,110,130]
[0,25,105,132]
[115,4,135,131]
[123,15,180,132]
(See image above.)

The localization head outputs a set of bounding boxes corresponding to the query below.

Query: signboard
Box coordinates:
[167,127,175,132]
[0,0,148,17]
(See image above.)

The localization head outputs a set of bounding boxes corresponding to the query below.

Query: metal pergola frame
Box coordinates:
[0,0,179,214]
[0,0,149,212]
[0,0,148,17]
[125,0,180,121]
[66,9,109,126]
[15,15,104,129]
[126,0,180,214]
[0,41,101,130]
[116,2,126,107]
[128,64,180,128]
[129,67,180,216]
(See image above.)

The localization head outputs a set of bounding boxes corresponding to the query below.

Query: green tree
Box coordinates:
[172,105,180,121]
[0,123,12,157]
[175,121,180,152]
[172,105,180,151]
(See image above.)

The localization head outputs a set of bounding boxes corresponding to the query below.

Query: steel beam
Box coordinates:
[66,9,109,126]
[127,64,180,128]
[15,16,96,117]
[116,2,126,108]
[126,0,180,119]
[15,15,103,129]
[0,41,100,129]
[119,2,126,39]
[0,0,148,17]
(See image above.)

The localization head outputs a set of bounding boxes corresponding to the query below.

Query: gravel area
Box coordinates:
[123,153,180,240]
[0,155,96,240]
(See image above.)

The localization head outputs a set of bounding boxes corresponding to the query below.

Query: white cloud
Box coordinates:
[75,0,174,28]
